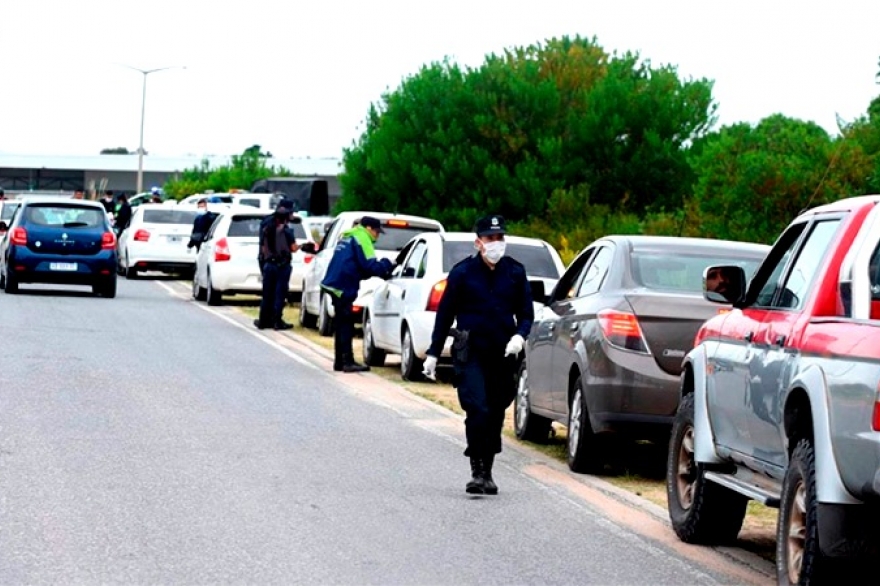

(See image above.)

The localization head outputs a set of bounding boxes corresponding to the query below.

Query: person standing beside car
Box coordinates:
[114,194,132,236]
[254,202,302,331]
[187,198,218,253]
[423,214,533,495]
[321,216,394,373]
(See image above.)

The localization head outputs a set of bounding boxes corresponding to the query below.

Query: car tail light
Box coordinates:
[597,309,649,353]
[426,279,447,311]
[214,237,231,262]
[10,227,27,245]
[133,229,151,242]
[873,386,880,431]
[101,231,116,250]
[304,254,314,264]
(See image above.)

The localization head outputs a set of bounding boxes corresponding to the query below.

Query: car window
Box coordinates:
[1,202,21,223]
[373,225,441,252]
[551,247,596,302]
[772,219,841,310]
[401,240,428,278]
[237,198,262,208]
[143,209,198,224]
[577,246,614,296]
[632,251,764,292]
[25,204,104,228]
[753,223,809,307]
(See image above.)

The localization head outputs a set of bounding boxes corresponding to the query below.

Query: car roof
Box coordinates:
[435,231,550,246]
[332,211,444,228]
[20,197,103,209]
[597,235,770,256]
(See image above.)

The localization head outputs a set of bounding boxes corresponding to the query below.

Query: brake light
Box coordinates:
[304,255,314,264]
[214,237,231,262]
[133,229,151,242]
[426,279,447,311]
[597,309,649,353]
[101,231,116,250]
[10,227,27,245]
[386,219,409,228]
[873,385,880,431]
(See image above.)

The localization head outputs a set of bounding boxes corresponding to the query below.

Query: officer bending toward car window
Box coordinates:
[187,198,218,253]
[255,202,304,331]
[321,216,394,373]
[423,214,533,495]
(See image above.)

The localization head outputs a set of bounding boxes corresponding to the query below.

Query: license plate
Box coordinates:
[50,262,77,271]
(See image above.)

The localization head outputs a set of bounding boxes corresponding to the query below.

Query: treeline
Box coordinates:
[338,35,880,263]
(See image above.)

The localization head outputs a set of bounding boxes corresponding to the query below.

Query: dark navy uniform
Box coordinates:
[426,214,533,494]
[255,204,299,330]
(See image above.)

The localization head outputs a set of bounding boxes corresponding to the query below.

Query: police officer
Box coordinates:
[321,216,394,372]
[423,214,533,495]
[255,202,302,330]
[187,198,218,253]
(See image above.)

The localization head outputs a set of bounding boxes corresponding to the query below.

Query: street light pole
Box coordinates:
[121,65,185,194]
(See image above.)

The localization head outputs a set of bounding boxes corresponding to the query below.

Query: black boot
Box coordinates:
[482,455,498,495]
[333,347,345,371]
[466,457,486,494]
[342,353,369,373]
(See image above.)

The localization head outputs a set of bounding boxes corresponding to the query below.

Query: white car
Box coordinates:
[362,232,565,380]
[117,203,224,278]
[299,211,445,335]
[192,207,315,305]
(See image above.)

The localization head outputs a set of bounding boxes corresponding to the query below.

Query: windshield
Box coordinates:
[632,252,763,292]
[24,204,105,228]
[442,241,560,278]
[374,225,442,251]
[143,209,199,224]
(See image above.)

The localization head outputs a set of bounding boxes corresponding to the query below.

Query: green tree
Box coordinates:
[163,147,290,199]
[339,35,716,230]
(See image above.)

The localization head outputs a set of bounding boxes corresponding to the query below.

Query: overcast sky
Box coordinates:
[2,0,878,159]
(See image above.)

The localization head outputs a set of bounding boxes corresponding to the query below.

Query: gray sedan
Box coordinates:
[514,235,770,473]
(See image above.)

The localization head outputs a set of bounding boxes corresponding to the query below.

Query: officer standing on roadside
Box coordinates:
[423,214,533,495]
[321,216,394,372]
[255,202,301,331]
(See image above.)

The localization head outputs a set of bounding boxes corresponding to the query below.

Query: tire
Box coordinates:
[567,376,603,473]
[317,293,334,336]
[4,268,18,294]
[514,361,552,442]
[667,393,748,544]
[192,275,207,301]
[0,268,6,289]
[94,276,117,298]
[206,272,222,306]
[400,326,424,381]
[362,313,386,367]
[777,438,833,585]
[299,296,317,328]
[125,265,138,280]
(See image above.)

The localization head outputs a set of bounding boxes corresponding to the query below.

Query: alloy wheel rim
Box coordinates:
[515,368,529,432]
[676,426,697,509]
[364,319,373,358]
[402,331,412,371]
[786,480,807,582]
[569,389,582,457]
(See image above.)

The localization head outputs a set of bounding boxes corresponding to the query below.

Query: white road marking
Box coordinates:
[154,280,317,369]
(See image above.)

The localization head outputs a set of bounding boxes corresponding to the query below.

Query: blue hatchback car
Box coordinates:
[0,198,118,297]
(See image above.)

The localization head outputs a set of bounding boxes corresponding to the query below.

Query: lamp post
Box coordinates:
[122,65,185,194]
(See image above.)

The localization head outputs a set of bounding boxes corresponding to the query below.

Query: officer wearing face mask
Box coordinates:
[187,198,218,253]
[423,214,533,495]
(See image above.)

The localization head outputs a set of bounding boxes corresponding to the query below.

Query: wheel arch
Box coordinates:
[686,344,724,465]
[785,365,859,504]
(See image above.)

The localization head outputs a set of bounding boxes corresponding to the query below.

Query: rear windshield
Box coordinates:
[375,225,442,251]
[228,216,307,239]
[236,198,265,208]
[632,252,763,292]
[143,209,198,224]
[24,204,105,228]
[442,241,560,278]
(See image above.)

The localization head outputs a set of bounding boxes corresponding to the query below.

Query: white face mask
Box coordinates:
[197,208,207,215]
[481,241,506,264]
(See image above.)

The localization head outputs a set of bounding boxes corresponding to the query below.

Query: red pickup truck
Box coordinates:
[666,195,880,584]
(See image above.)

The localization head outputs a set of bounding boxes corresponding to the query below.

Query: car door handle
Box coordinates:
[401,290,406,300]
[744,331,754,343]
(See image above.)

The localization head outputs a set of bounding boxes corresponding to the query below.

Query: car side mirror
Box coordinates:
[0,221,7,235]
[402,266,416,278]
[703,264,746,305]
[300,242,317,254]
[529,279,547,305]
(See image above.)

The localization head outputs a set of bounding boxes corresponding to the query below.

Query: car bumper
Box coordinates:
[8,248,116,285]
[127,241,197,272]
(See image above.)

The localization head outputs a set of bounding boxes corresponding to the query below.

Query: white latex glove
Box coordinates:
[422,355,438,381]
[505,334,525,357]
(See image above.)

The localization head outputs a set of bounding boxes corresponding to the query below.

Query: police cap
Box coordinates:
[360,216,385,234]
[474,214,506,237]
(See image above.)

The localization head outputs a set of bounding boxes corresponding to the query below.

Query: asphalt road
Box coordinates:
[0,278,773,585]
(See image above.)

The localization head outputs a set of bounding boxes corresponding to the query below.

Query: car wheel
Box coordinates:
[514,361,552,442]
[4,268,18,294]
[192,274,207,301]
[362,313,387,367]
[299,296,317,328]
[667,393,748,544]
[567,375,603,473]
[94,276,117,298]
[400,326,424,381]
[317,293,334,336]
[777,438,835,584]
[206,272,222,306]
[0,268,5,289]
